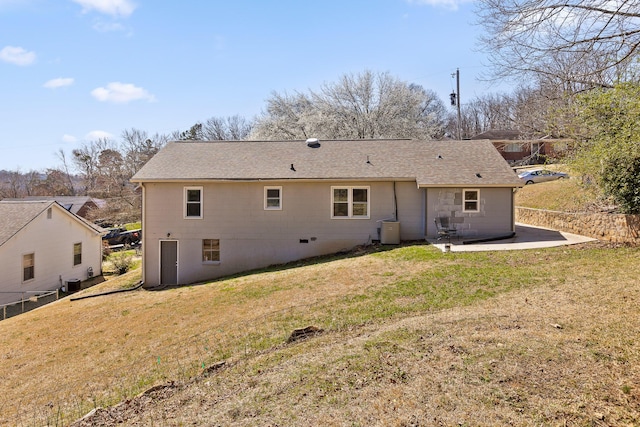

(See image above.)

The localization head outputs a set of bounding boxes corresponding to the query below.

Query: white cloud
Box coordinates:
[405,0,472,10]
[0,46,36,66]
[44,77,75,89]
[91,82,155,103]
[72,0,136,17]
[85,130,113,140]
[62,134,78,143]
[92,21,125,32]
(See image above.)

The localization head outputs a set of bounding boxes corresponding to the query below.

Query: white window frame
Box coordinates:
[73,242,82,266]
[23,253,35,283]
[264,186,282,210]
[184,186,203,219]
[202,239,220,264]
[463,189,480,213]
[331,186,370,219]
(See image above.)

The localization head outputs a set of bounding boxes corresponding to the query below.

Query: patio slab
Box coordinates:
[430,223,597,252]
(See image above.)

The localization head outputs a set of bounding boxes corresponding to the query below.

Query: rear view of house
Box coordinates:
[131,139,522,287]
[0,201,104,306]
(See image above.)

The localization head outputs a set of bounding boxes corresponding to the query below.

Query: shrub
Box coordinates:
[600,155,640,214]
[111,252,134,275]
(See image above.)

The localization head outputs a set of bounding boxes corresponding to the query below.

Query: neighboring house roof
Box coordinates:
[0,201,105,247]
[470,130,525,140]
[131,139,522,188]
[1,196,106,216]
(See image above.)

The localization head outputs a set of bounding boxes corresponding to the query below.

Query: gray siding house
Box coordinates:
[131,139,522,286]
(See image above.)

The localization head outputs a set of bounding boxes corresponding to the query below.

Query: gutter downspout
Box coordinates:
[140,182,146,285]
[512,187,517,233]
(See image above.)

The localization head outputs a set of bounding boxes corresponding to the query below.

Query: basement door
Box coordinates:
[160,240,178,285]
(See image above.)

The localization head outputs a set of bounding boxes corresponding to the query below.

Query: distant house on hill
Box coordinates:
[470,130,570,165]
[1,196,105,220]
[0,201,105,306]
[131,139,522,287]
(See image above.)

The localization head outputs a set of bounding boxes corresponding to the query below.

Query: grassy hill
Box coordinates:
[514,166,611,213]
[3,245,639,426]
[2,178,639,426]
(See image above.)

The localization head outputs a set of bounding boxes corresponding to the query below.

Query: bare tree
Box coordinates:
[447,83,572,139]
[121,128,168,177]
[56,148,76,195]
[202,115,253,140]
[476,0,640,87]
[72,138,113,195]
[251,70,447,140]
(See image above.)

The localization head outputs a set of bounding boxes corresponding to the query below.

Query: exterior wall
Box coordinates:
[426,187,515,239]
[0,205,103,306]
[141,181,426,286]
[516,207,640,244]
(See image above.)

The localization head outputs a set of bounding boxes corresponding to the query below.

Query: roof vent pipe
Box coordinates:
[306,138,320,148]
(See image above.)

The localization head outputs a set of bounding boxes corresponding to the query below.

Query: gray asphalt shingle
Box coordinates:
[131,139,522,187]
[0,201,52,247]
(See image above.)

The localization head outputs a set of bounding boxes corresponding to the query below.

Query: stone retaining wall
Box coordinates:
[515,207,640,244]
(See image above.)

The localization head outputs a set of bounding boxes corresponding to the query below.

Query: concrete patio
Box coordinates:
[430,223,597,252]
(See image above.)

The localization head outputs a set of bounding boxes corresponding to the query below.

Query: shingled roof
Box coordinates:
[0,201,104,247]
[131,139,522,188]
[2,196,105,216]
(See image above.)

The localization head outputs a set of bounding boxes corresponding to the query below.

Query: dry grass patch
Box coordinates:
[74,245,640,426]
[2,243,639,426]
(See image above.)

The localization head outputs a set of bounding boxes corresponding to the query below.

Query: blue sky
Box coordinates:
[0,0,507,172]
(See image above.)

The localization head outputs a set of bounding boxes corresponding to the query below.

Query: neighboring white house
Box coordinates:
[131,139,523,287]
[0,201,105,306]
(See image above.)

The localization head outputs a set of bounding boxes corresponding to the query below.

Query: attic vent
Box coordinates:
[306,138,320,148]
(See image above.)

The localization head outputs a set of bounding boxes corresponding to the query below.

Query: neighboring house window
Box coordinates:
[264,186,282,210]
[331,186,370,219]
[202,239,220,262]
[504,143,522,153]
[73,242,82,266]
[463,189,480,212]
[47,208,52,219]
[184,187,203,219]
[23,253,35,282]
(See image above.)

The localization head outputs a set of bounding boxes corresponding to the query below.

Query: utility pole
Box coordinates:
[450,68,462,140]
[456,68,461,139]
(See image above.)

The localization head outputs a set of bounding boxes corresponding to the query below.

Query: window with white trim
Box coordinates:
[184,187,203,219]
[73,242,82,266]
[202,239,220,262]
[331,186,369,219]
[23,253,34,282]
[463,189,480,212]
[264,186,282,210]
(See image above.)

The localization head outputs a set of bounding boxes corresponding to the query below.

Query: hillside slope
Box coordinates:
[2,242,639,426]
[514,171,609,212]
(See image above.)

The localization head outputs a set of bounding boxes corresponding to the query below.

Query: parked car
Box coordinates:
[103,227,141,247]
[518,169,569,184]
